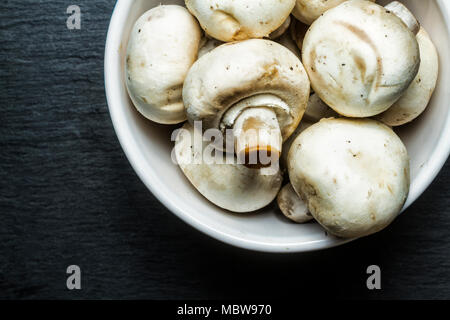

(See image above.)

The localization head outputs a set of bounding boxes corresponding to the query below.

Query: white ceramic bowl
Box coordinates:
[105,0,450,252]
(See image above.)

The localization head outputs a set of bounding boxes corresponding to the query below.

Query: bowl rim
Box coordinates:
[105,0,450,253]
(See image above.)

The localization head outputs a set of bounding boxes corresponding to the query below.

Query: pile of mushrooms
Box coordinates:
[125,1,439,239]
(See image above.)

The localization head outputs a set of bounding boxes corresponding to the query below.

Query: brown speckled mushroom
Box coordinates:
[302,0,421,118]
[125,5,202,124]
[185,0,296,42]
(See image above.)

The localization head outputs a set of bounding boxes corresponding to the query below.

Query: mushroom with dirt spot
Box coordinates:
[125,5,202,124]
[376,27,439,126]
[183,39,310,167]
[185,0,296,42]
[302,0,421,118]
[175,123,283,213]
[287,118,410,238]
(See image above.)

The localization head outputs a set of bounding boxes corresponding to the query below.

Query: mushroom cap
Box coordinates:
[175,123,283,213]
[292,0,376,25]
[277,183,314,223]
[302,0,420,118]
[376,27,439,126]
[183,39,310,142]
[288,118,410,238]
[185,0,296,42]
[185,0,295,42]
[125,5,202,124]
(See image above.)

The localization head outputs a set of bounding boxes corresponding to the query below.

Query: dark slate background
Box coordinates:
[0,0,449,300]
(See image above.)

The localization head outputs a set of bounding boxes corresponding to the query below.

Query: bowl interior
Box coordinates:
[105,0,450,252]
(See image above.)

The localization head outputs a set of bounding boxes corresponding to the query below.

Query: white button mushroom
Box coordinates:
[174,123,283,213]
[376,27,439,126]
[288,118,410,238]
[302,0,421,118]
[183,39,310,166]
[185,0,296,42]
[292,0,376,25]
[125,5,202,124]
[277,183,314,223]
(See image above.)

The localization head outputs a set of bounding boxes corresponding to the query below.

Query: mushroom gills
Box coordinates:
[221,94,290,167]
[175,123,283,213]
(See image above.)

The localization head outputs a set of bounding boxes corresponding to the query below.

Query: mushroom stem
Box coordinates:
[232,107,282,168]
[385,1,420,35]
